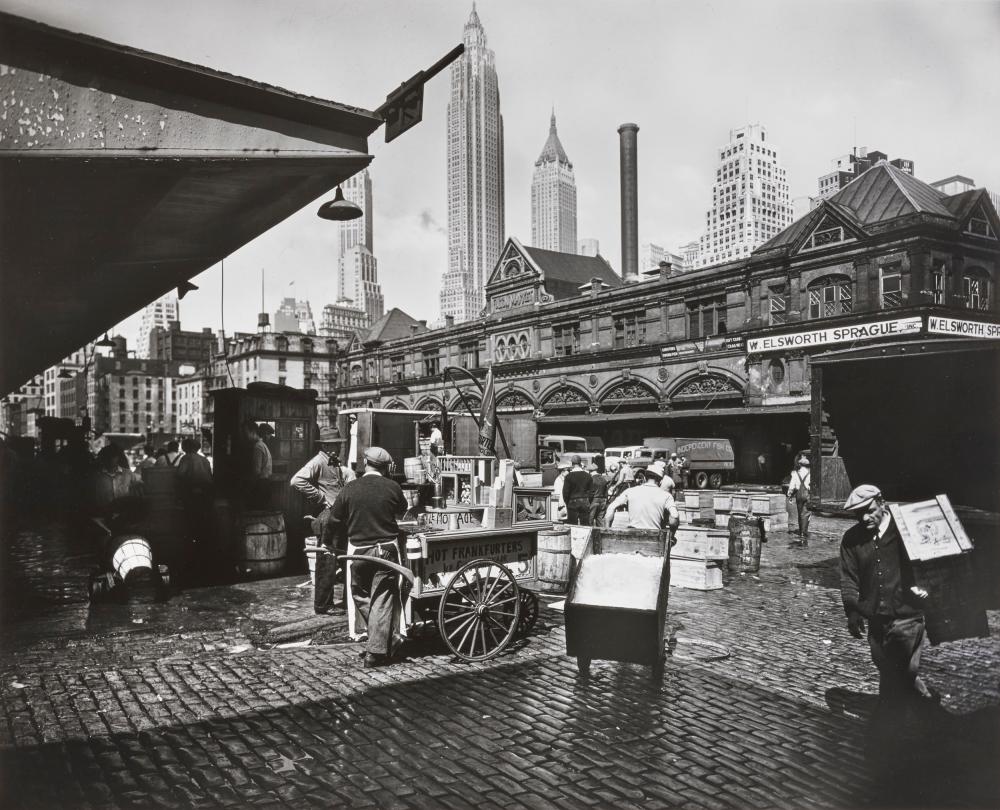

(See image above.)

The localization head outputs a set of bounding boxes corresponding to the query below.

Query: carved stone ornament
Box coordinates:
[604,382,656,402]
[622,368,631,379]
[545,387,587,406]
[657,367,669,382]
[589,374,598,388]
[587,402,602,415]
[532,379,540,393]
[675,375,742,397]
[497,391,534,411]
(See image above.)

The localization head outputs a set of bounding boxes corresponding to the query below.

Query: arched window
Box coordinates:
[808,275,852,319]
[964,268,991,311]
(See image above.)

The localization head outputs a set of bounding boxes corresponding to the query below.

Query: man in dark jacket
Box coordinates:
[839,484,934,704]
[330,446,407,667]
[561,455,595,526]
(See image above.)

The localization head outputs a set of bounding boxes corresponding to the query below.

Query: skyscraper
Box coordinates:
[531,112,576,253]
[334,168,383,325]
[137,293,179,358]
[696,124,793,267]
[440,4,505,323]
[813,147,913,207]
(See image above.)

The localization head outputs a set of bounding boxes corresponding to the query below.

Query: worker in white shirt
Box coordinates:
[605,461,679,543]
[786,455,811,546]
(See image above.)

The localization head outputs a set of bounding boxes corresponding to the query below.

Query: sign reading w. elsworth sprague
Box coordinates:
[746,316,922,353]
[927,316,1000,340]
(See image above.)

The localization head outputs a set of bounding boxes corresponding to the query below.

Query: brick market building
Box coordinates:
[334,163,1000,509]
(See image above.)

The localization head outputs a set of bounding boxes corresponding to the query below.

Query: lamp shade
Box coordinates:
[317,186,363,221]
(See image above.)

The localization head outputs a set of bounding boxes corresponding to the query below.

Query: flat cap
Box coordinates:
[318,426,342,443]
[844,484,881,511]
[798,456,811,466]
[364,446,393,467]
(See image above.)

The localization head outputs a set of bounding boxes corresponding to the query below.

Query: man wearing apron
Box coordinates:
[330,446,408,668]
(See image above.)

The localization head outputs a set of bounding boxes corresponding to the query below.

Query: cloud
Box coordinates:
[419,208,445,234]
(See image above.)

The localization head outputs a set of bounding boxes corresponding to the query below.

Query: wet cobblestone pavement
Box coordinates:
[1,515,998,808]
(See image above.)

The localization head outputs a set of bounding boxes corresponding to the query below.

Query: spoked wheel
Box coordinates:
[516,590,539,638]
[708,472,723,489]
[438,559,521,662]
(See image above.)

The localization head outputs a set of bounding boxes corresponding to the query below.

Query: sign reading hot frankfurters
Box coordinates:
[927,316,1000,340]
[746,316,922,353]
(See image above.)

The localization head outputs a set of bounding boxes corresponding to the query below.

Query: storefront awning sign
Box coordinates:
[927,316,1000,340]
[746,316,922,354]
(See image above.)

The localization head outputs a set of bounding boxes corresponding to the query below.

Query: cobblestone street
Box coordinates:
[1,515,998,809]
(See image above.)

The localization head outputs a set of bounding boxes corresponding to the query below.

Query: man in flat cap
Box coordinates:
[291,427,355,613]
[330,446,407,667]
[839,484,933,705]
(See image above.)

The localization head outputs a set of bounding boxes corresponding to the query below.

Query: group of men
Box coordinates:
[555,454,680,543]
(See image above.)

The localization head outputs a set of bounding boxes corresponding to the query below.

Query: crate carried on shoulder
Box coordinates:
[889,494,989,645]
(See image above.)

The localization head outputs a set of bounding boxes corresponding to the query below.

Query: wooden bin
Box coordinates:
[537,526,572,593]
[565,528,670,678]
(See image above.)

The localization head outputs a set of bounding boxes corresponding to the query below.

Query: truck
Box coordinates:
[337,408,590,483]
[640,437,736,489]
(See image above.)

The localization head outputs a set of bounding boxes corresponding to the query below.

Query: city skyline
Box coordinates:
[9,0,998,344]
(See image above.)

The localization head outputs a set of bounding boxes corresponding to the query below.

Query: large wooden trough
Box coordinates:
[564,528,671,679]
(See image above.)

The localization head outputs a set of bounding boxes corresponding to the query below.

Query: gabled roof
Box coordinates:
[942,187,989,221]
[755,162,971,258]
[363,308,425,345]
[535,112,571,167]
[522,245,621,299]
[831,161,954,222]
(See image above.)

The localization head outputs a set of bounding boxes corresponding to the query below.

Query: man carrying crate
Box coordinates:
[839,484,936,704]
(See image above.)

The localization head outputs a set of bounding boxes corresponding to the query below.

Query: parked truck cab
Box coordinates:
[641,437,736,489]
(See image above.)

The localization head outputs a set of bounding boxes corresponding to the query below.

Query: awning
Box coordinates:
[536,403,810,423]
[810,336,1000,366]
[0,13,383,394]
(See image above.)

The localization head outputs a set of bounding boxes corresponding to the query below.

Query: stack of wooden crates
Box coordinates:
[669,524,728,590]
[713,491,788,533]
[679,490,716,524]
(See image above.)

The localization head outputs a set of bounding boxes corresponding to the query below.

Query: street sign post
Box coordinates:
[377,44,464,143]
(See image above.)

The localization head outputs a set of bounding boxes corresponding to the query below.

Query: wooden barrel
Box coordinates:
[537,526,572,593]
[403,457,426,484]
[238,511,287,577]
[727,514,762,575]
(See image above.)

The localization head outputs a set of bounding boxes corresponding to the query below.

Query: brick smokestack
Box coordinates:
[618,123,639,283]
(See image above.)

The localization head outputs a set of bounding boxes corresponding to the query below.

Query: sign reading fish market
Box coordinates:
[746,316,923,354]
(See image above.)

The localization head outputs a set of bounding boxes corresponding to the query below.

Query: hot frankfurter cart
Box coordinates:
[341,456,556,661]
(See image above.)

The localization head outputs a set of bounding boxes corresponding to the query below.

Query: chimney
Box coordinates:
[658,260,673,280]
[111,335,128,359]
[618,123,640,283]
[419,320,428,330]
[445,315,455,329]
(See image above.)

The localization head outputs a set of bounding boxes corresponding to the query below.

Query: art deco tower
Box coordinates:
[696,123,793,267]
[439,4,505,323]
[531,111,577,253]
[336,169,383,324]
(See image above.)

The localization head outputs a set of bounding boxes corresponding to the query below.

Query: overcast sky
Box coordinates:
[6,0,1000,345]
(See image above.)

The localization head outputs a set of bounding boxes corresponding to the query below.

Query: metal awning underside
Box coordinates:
[536,403,811,423]
[0,13,383,394]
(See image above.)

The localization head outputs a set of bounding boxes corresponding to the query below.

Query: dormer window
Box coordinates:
[809,225,844,249]
[966,208,996,239]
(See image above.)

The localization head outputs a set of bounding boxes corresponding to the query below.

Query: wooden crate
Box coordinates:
[669,555,723,590]
[715,512,731,528]
[672,527,729,560]
[678,505,700,524]
[713,494,732,512]
[751,493,787,514]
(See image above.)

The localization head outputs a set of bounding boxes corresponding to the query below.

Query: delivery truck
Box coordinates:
[641,437,736,489]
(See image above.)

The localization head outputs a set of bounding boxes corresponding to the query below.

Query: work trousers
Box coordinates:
[566,498,591,526]
[795,498,811,540]
[868,614,928,701]
[349,540,401,656]
[589,498,607,527]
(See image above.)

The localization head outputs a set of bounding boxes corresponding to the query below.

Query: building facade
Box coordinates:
[338,168,373,257]
[697,124,793,268]
[531,112,576,253]
[339,246,384,324]
[334,165,1000,510]
[813,147,914,207]
[439,5,505,324]
[42,344,91,417]
[577,238,600,257]
[319,300,369,344]
[148,321,218,365]
[137,294,180,359]
[273,299,317,335]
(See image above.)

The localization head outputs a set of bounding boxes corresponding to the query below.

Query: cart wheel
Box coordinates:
[516,590,539,638]
[438,559,521,662]
[577,656,591,677]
